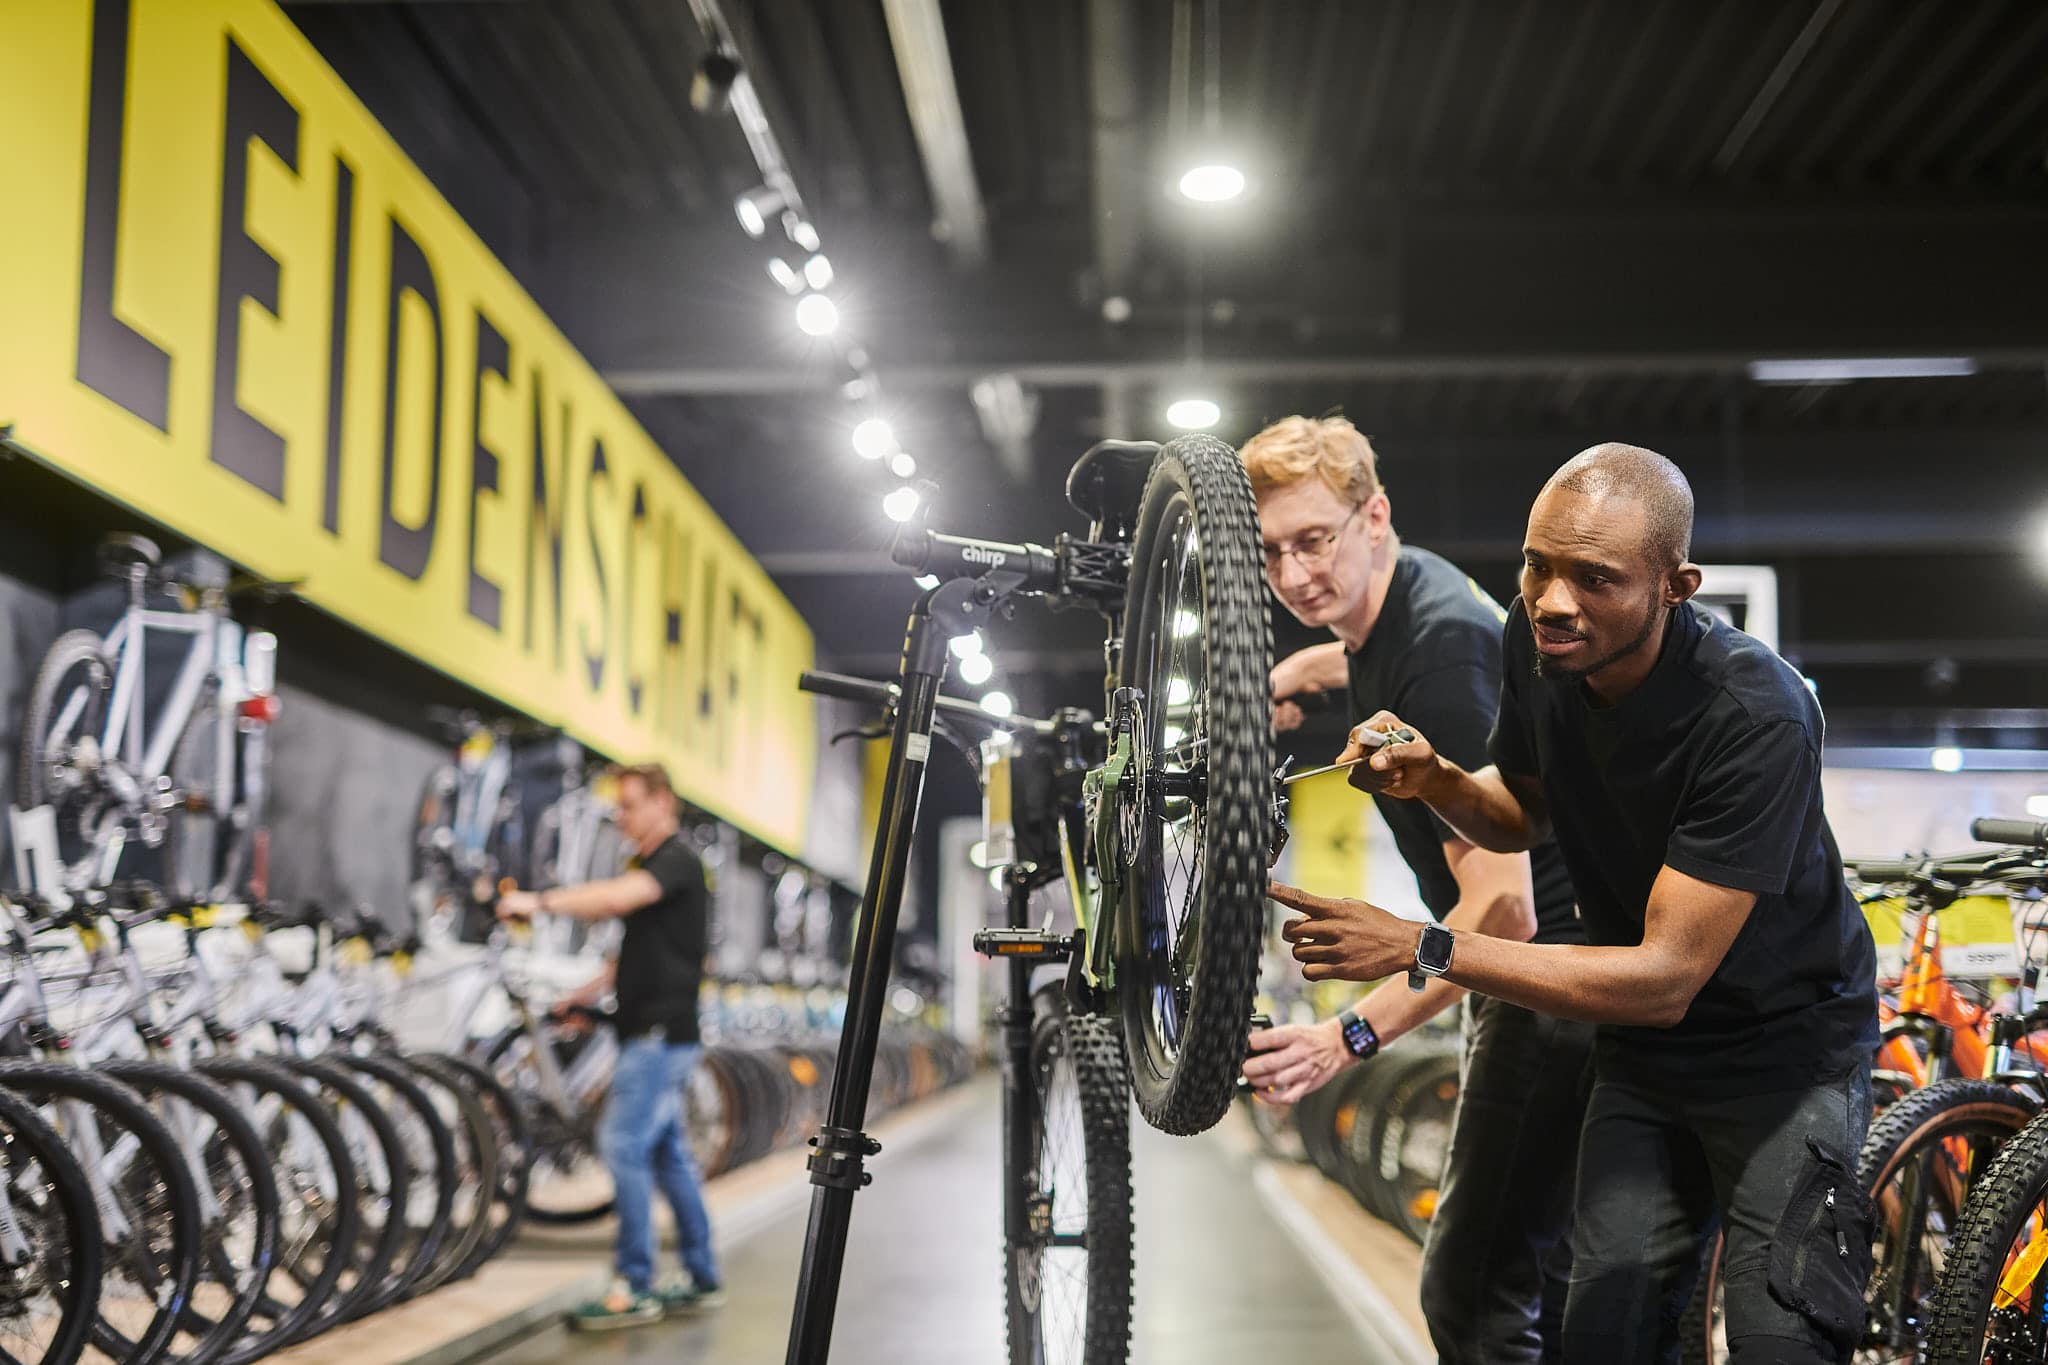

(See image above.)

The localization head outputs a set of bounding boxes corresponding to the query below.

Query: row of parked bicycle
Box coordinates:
[0,876,969,1365]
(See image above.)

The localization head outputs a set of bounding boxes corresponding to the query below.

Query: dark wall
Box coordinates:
[264,681,444,926]
[0,576,60,878]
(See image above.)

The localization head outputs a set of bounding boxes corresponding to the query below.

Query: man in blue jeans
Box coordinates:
[499,761,722,1330]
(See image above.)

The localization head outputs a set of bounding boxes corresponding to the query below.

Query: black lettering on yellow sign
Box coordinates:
[468,310,508,629]
[581,438,612,691]
[322,155,355,534]
[626,480,649,715]
[212,36,298,501]
[76,0,170,431]
[525,369,568,668]
[379,214,443,580]
[7,0,816,854]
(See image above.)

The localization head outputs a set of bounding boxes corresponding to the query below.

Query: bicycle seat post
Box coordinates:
[785,576,1000,1364]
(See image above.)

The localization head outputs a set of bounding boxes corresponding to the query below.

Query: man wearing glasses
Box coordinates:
[1237,415,1590,1364]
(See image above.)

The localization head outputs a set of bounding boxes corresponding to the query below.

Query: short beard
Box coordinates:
[1533,596,1665,683]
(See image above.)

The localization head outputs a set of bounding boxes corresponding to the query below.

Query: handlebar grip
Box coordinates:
[893,529,1059,590]
[1972,817,2048,848]
[799,670,898,708]
[1844,858,1922,882]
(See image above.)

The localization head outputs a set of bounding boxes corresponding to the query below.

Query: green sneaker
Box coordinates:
[566,1278,663,1331]
[653,1275,728,1316]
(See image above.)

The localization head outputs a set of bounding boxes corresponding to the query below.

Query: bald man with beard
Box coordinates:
[1268,445,1879,1364]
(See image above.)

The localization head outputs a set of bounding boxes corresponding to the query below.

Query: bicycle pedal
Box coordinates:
[972,929,1073,961]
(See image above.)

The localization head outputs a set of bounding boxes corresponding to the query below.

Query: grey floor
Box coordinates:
[486,1076,1370,1364]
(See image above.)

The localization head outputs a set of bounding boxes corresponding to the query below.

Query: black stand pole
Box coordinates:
[785,583,986,1364]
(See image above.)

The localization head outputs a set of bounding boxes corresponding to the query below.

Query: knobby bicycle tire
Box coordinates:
[191,1054,358,1360]
[1006,992,1133,1365]
[1921,1103,2048,1362]
[0,1060,202,1365]
[0,1082,102,1365]
[17,630,117,873]
[100,1060,281,1365]
[1682,1077,2035,1364]
[1115,432,1272,1135]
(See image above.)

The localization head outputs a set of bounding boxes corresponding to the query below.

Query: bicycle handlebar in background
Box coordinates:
[1843,858,1923,883]
[1973,817,2048,848]
[797,670,1054,735]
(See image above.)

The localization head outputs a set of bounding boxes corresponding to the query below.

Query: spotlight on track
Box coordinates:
[735,185,786,238]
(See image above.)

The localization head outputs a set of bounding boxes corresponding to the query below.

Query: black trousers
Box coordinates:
[1419,995,1596,1364]
[1561,1060,1873,1364]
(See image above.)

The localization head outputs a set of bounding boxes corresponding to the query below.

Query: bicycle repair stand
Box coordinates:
[783,575,1004,1364]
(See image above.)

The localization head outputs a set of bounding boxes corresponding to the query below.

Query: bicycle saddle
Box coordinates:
[1065,440,1159,529]
[96,532,163,580]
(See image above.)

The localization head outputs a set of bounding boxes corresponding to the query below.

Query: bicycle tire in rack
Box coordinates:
[0,1060,202,1365]
[0,1081,102,1365]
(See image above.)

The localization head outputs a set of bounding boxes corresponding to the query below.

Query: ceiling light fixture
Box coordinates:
[689,49,741,116]
[1166,397,1220,430]
[735,185,786,238]
[949,632,983,660]
[980,690,1014,719]
[958,652,994,685]
[889,452,916,478]
[787,217,822,253]
[766,258,802,294]
[1747,357,1978,383]
[851,418,896,459]
[1178,163,1246,203]
[1931,747,1965,773]
[795,293,839,337]
[882,486,920,522]
[803,254,835,290]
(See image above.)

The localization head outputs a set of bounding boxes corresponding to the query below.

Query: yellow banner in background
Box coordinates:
[0,0,815,853]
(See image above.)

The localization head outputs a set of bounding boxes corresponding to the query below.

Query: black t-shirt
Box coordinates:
[1346,547,1583,945]
[1488,597,1879,1094]
[613,834,709,1043]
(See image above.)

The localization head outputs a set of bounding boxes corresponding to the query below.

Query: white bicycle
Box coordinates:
[15,534,282,899]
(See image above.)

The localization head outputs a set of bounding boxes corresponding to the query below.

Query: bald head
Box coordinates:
[1544,442,1694,570]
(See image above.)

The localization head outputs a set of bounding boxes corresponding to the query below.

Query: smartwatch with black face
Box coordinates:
[1408,921,1455,992]
[1336,1007,1380,1061]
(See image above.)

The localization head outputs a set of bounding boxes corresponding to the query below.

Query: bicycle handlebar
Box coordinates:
[1974,817,2048,848]
[798,670,1054,734]
[890,527,1060,590]
[1845,858,1923,882]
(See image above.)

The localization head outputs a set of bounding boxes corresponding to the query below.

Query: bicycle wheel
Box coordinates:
[324,1054,457,1311]
[99,1061,279,1364]
[1006,990,1133,1365]
[191,1054,357,1360]
[0,1083,102,1365]
[481,1024,614,1223]
[16,630,121,876]
[1345,1046,1460,1245]
[413,1053,531,1278]
[271,1056,410,1336]
[1683,1078,2034,1364]
[0,1061,201,1365]
[1913,1105,2048,1363]
[1114,432,1274,1135]
[383,1054,497,1296]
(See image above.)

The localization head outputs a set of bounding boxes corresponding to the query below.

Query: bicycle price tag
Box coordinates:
[1939,895,2023,979]
[7,805,65,898]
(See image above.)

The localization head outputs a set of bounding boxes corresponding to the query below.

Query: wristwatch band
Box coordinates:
[1336,1008,1380,1060]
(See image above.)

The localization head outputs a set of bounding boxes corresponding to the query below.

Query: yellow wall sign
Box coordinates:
[0,0,816,853]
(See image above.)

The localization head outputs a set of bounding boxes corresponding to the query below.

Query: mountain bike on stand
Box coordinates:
[784,434,1275,1364]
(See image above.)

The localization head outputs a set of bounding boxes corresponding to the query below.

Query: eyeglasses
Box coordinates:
[1262,505,1363,573]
